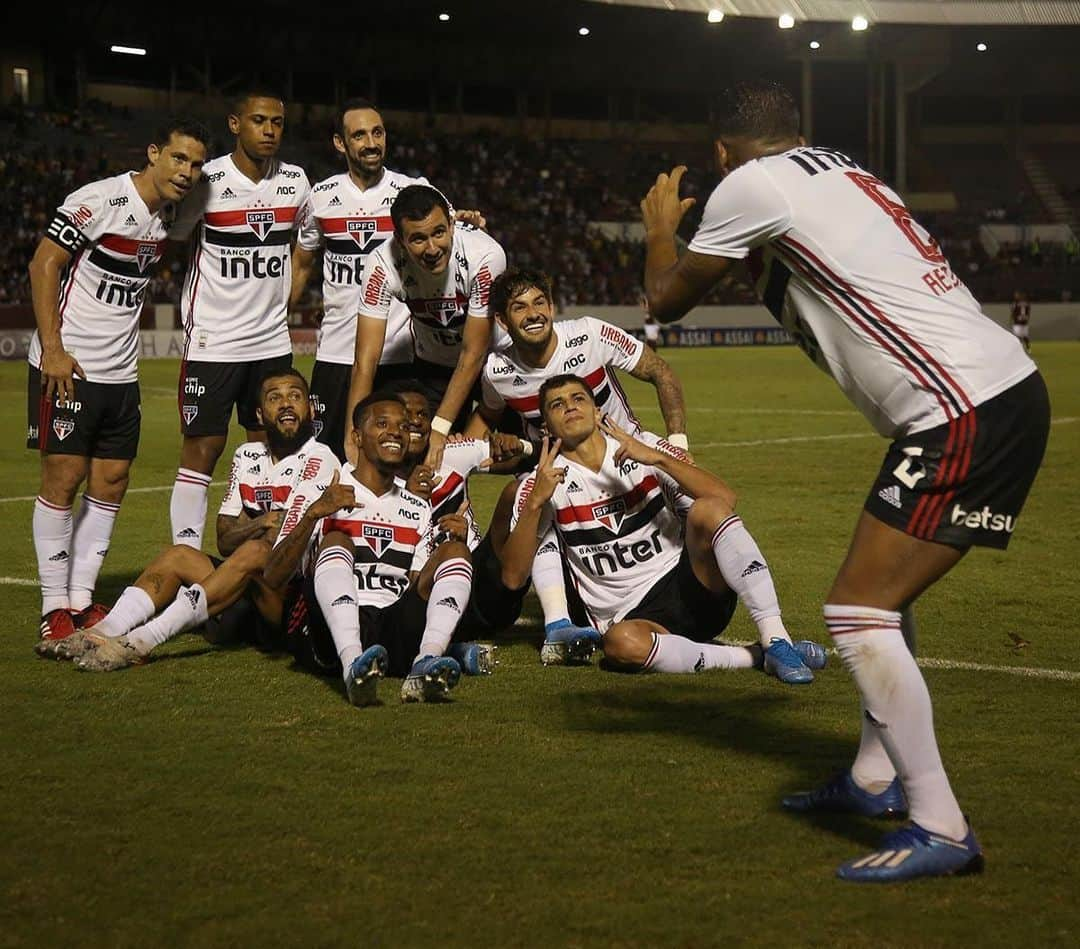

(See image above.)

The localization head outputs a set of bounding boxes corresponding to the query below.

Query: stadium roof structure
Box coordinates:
[586,1,1080,26]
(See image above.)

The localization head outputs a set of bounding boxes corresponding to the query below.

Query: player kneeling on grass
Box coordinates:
[37,369,343,670]
[274,392,477,705]
[502,375,825,678]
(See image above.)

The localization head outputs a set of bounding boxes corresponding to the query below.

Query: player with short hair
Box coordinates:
[641,79,1048,881]
[168,90,312,550]
[502,375,826,681]
[274,393,478,705]
[38,369,345,672]
[290,99,434,460]
[1010,290,1031,353]
[26,118,210,644]
[348,185,506,470]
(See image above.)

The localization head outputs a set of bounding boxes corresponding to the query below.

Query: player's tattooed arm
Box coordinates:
[262,472,356,589]
[641,166,732,323]
[629,345,687,439]
[500,438,564,590]
[289,245,318,308]
[216,511,284,557]
[28,237,83,403]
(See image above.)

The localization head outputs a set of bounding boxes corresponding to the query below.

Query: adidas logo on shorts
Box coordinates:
[878,484,903,509]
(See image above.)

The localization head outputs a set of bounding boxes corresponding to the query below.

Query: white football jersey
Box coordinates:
[688,146,1035,437]
[28,172,174,383]
[312,466,433,608]
[481,317,643,440]
[297,169,429,366]
[172,155,311,361]
[511,432,692,632]
[428,439,491,551]
[357,226,506,367]
[220,437,339,520]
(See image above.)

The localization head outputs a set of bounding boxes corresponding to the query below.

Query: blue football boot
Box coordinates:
[400,655,462,703]
[782,770,908,818]
[836,820,984,883]
[763,637,814,684]
[344,644,389,707]
[794,639,828,670]
[446,642,498,675]
[541,619,603,666]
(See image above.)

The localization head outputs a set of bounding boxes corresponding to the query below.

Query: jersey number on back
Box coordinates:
[845,172,945,264]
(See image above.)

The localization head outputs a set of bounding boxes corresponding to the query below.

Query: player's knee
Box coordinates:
[602,622,650,668]
[317,531,352,556]
[434,539,471,565]
[686,494,736,535]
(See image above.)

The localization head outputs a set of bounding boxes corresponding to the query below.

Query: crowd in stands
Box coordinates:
[2,107,1077,315]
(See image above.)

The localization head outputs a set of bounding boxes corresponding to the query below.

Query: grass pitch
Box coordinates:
[1,344,1078,947]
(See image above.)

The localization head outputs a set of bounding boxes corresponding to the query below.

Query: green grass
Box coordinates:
[2,344,1078,947]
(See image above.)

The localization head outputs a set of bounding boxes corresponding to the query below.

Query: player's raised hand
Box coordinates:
[40,346,86,405]
[423,430,447,472]
[309,470,357,518]
[454,209,487,230]
[406,463,441,500]
[640,165,696,238]
[486,431,526,465]
[601,415,664,467]
[526,437,567,509]
[436,502,471,544]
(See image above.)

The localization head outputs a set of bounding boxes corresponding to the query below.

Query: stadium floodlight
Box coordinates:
[110,45,146,56]
[579,26,590,36]
[438,12,450,21]
[851,15,869,31]
[707,8,724,23]
[809,40,820,49]
[778,14,795,30]
[976,42,988,51]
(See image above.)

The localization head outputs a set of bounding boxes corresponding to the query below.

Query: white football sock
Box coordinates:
[532,539,570,626]
[92,586,156,639]
[170,468,212,548]
[642,632,755,673]
[417,558,473,659]
[825,604,967,839]
[313,546,363,677]
[33,496,73,614]
[127,584,209,654]
[711,515,790,646]
[68,495,120,610]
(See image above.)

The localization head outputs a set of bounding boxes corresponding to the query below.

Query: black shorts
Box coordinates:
[288,576,428,678]
[178,354,293,436]
[622,547,738,642]
[460,533,527,637]
[312,360,416,462]
[201,564,294,653]
[411,359,479,430]
[27,366,140,459]
[864,371,1050,550]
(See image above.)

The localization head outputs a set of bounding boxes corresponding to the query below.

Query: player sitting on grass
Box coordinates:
[266,392,478,705]
[501,375,825,678]
[37,369,345,671]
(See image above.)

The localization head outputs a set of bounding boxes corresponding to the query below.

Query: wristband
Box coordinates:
[519,440,534,457]
[431,416,453,436]
[668,433,689,450]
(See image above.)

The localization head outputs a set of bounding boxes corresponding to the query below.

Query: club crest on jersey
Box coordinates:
[246,210,276,241]
[253,487,274,510]
[592,498,626,534]
[136,242,158,272]
[417,298,461,328]
[361,524,395,556]
[347,219,378,247]
[52,418,75,441]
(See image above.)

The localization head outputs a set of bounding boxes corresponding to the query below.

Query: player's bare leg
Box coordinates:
[684,496,825,682]
[602,618,756,673]
[819,512,971,843]
[170,433,228,549]
[33,453,89,640]
[76,539,274,671]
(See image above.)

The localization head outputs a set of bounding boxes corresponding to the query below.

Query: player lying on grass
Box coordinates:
[264,392,482,705]
[501,374,825,678]
[36,369,342,669]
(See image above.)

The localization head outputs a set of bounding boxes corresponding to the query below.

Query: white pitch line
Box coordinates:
[0,481,225,505]
[698,431,874,449]
[0,577,38,586]
[917,656,1080,682]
